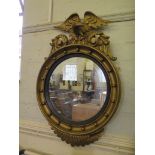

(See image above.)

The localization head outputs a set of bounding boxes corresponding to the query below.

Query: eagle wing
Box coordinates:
[84,11,111,30]
[54,13,81,33]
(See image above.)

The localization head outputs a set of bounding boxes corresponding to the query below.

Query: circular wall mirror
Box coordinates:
[37,44,120,146]
[36,11,121,146]
[44,56,110,124]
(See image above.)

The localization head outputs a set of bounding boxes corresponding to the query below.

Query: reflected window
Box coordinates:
[63,65,77,81]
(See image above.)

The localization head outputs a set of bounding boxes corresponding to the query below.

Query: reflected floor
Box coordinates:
[49,89,106,121]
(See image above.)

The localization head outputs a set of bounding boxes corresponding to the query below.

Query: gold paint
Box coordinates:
[97,116,107,125]
[72,127,82,132]
[92,53,103,61]
[67,48,79,53]
[110,88,119,106]
[103,62,112,72]
[50,115,59,124]
[79,49,89,54]
[85,124,96,130]
[43,105,51,115]
[109,72,116,86]
[60,123,71,130]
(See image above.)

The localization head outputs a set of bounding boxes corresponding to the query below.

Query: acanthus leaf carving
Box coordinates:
[50,11,116,61]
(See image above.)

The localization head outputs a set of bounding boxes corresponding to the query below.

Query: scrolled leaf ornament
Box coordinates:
[37,11,120,146]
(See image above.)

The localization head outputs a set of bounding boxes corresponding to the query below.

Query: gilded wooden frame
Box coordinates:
[36,12,121,146]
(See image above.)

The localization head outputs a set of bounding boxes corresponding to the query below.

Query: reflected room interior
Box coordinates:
[48,57,107,122]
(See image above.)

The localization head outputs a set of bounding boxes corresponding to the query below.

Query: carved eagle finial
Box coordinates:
[54,11,111,36]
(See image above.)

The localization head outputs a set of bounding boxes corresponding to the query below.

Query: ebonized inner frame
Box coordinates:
[44,53,111,126]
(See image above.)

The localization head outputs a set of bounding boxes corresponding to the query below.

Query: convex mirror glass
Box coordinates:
[46,57,108,122]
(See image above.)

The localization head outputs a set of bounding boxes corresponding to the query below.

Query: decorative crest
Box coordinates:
[51,11,116,61]
[55,11,111,36]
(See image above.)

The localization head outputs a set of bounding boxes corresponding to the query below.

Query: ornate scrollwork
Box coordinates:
[51,11,116,60]
[50,34,68,52]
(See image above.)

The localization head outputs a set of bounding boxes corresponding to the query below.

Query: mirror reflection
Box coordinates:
[49,57,107,122]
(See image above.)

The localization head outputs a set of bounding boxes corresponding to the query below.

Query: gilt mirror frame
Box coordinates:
[36,11,121,146]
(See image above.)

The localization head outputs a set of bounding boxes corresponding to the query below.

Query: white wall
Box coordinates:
[20,0,135,154]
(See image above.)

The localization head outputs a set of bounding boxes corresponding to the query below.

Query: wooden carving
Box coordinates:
[53,11,116,60]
